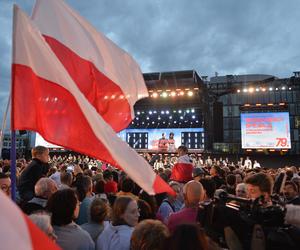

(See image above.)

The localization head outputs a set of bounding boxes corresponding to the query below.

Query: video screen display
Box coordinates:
[241,112,291,149]
[118,128,204,150]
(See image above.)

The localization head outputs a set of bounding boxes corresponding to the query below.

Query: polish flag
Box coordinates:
[12,5,173,195]
[0,190,60,250]
[31,0,148,132]
[170,155,194,183]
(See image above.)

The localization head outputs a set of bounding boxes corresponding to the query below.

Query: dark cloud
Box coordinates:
[1,0,300,123]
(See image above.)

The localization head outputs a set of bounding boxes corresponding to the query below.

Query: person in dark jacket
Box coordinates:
[18,146,50,202]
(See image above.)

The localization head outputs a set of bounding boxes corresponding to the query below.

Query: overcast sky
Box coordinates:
[1,0,300,127]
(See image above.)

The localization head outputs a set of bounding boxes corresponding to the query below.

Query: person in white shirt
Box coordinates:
[253,160,261,169]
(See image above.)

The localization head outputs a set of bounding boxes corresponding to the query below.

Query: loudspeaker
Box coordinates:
[213,102,223,142]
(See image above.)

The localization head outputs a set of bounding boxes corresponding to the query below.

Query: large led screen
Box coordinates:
[118,128,204,150]
[241,112,291,149]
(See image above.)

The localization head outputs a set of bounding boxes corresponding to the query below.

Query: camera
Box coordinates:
[197,191,300,250]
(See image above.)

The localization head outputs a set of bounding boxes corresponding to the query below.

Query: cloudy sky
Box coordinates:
[1,0,300,126]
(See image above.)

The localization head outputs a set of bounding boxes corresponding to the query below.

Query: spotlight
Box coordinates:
[243,88,248,93]
[178,110,182,114]
[161,111,165,114]
[161,92,168,98]
[237,89,241,93]
[169,116,172,119]
[281,86,286,90]
[196,120,199,123]
[158,116,161,120]
[248,88,254,93]
[192,115,196,119]
[152,121,155,124]
[152,92,158,98]
[146,117,149,120]
[137,111,140,115]
[174,121,177,124]
[142,122,145,124]
[255,88,260,92]
[262,88,266,92]
[170,91,176,97]
[180,116,184,120]
[104,96,108,99]
[111,95,116,99]
[275,88,279,90]
[179,91,184,96]
[149,111,152,115]
[173,110,177,113]
[187,91,194,96]
[153,110,157,114]
[269,87,273,91]
[186,110,190,113]
[136,117,139,120]
[288,87,292,90]
[191,109,195,113]
[166,110,170,114]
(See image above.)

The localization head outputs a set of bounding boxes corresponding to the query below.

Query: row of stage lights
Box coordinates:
[136,109,196,115]
[237,86,292,93]
[148,88,199,98]
[131,120,201,126]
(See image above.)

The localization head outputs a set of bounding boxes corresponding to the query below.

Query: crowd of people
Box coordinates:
[1,145,300,250]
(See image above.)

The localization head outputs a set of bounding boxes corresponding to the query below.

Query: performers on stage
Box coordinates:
[158,133,169,151]
[168,132,176,152]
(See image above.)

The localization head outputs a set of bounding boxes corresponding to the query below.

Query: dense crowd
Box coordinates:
[1,146,300,250]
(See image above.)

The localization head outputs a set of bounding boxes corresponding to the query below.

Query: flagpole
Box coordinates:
[10,130,17,202]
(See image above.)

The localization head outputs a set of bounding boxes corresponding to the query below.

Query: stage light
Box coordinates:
[163,121,166,124]
[281,86,286,90]
[111,95,116,99]
[141,111,145,114]
[137,111,140,115]
[161,92,168,98]
[152,92,158,98]
[142,122,144,124]
[173,110,177,113]
[178,110,182,113]
[256,103,261,106]
[153,110,157,114]
[186,109,190,113]
[136,117,139,120]
[174,121,177,124]
[161,111,165,114]
[152,121,155,124]
[104,96,108,99]
[237,89,241,93]
[255,88,260,92]
[192,115,196,119]
[191,109,195,113]
[243,88,248,93]
[166,89,171,92]
[169,116,172,119]
[180,116,184,119]
[279,102,285,106]
[288,87,292,90]
[120,95,124,99]
[131,121,134,124]
[166,110,170,114]
[244,104,250,107]
[269,87,273,91]
[149,111,152,115]
[275,88,279,90]
[267,103,274,106]
[196,120,199,123]
[187,91,194,96]
[146,117,149,120]
[262,88,266,92]
[170,91,176,97]
[158,116,161,120]
[248,88,254,93]
[180,91,184,96]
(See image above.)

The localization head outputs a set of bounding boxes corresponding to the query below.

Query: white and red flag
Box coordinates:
[12,5,173,195]
[31,0,148,132]
[0,190,60,250]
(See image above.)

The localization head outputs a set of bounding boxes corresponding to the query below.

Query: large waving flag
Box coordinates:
[0,190,60,250]
[12,5,173,195]
[31,0,148,132]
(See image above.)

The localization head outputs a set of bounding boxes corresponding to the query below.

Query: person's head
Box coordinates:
[120,177,135,193]
[75,175,93,201]
[169,132,174,139]
[183,180,204,208]
[192,168,205,182]
[60,172,73,187]
[0,172,11,197]
[161,133,166,139]
[284,181,299,200]
[244,173,273,200]
[210,165,222,177]
[199,178,216,200]
[177,146,188,157]
[235,183,248,198]
[131,219,170,250]
[31,146,49,163]
[137,199,154,222]
[112,196,140,227]
[168,223,208,250]
[89,198,109,224]
[226,174,236,187]
[29,213,57,241]
[35,178,58,199]
[47,189,79,226]
[168,181,182,202]
[94,180,105,194]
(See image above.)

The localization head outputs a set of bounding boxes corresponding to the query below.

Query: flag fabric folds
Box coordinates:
[31,0,148,132]
[12,5,173,195]
[0,190,61,250]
